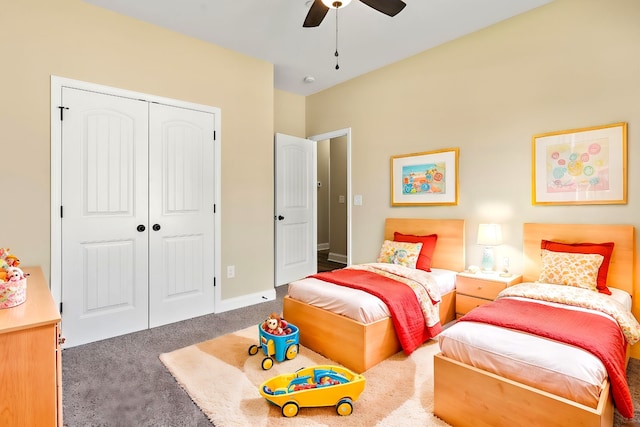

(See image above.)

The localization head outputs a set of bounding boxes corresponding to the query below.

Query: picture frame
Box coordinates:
[390,148,459,206]
[532,122,627,205]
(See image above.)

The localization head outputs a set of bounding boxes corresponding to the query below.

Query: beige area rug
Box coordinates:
[160,326,452,427]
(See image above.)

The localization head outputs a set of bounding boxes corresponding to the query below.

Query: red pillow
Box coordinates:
[540,240,615,295]
[394,232,438,272]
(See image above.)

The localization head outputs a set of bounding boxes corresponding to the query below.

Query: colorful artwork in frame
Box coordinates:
[532,122,627,205]
[391,148,459,206]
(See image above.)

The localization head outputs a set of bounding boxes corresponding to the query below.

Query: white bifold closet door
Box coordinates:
[61,87,214,347]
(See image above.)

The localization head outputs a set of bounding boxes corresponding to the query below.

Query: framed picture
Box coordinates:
[390,148,459,206]
[532,122,627,205]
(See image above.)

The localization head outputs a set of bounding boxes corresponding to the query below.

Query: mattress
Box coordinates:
[287,267,457,324]
[437,287,632,409]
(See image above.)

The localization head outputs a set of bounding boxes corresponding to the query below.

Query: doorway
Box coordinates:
[309,129,352,268]
[273,129,351,286]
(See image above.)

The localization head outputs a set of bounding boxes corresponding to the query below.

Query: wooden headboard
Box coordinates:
[383,218,465,272]
[523,223,636,295]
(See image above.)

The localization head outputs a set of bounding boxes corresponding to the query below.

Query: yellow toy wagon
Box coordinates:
[259,365,366,417]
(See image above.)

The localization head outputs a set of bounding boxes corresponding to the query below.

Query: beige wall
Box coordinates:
[305,0,640,353]
[2,0,274,300]
[274,89,306,138]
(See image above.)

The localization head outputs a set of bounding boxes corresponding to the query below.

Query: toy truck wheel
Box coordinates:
[281,401,299,417]
[285,344,298,360]
[248,345,259,356]
[261,357,274,370]
[336,398,353,416]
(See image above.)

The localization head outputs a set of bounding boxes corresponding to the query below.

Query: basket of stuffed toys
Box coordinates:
[0,248,26,309]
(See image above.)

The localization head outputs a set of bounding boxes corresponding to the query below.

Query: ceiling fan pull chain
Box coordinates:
[334,5,340,70]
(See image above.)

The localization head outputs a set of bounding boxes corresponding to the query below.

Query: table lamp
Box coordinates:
[477,223,502,272]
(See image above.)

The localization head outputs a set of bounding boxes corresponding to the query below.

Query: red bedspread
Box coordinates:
[459,298,632,418]
[310,269,441,354]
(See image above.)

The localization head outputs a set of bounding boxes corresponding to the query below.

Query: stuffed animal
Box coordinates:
[0,248,19,282]
[5,254,19,268]
[261,312,292,336]
[6,267,25,282]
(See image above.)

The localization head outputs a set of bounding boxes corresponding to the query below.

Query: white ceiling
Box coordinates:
[83,0,553,96]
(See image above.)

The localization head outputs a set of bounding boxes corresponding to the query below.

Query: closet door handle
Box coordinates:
[137,225,146,232]
[152,224,161,231]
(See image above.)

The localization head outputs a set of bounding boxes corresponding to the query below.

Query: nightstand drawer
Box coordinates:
[456,275,507,299]
[456,294,492,316]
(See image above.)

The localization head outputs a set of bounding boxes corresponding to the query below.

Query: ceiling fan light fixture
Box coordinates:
[321,0,352,9]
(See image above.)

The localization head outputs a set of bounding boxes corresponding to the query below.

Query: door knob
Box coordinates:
[137,224,146,232]
[152,224,161,231]
[278,215,285,221]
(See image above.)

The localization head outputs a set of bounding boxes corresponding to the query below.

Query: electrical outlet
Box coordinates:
[227,265,235,278]
[503,257,510,267]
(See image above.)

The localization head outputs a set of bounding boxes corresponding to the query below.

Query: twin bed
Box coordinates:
[283,218,464,372]
[282,219,638,426]
[434,223,637,427]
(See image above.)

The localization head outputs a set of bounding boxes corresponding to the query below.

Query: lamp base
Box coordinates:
[480,246,495,272]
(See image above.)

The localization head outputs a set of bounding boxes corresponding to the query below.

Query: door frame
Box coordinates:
[307,128,352,266]
[50,75,222,311]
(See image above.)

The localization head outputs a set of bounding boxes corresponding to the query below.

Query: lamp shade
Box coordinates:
[477,224,503,246]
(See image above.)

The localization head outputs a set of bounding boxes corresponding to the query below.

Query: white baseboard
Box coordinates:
[328,252,347,265]
[317,242,329,251]
[215,288,276,313]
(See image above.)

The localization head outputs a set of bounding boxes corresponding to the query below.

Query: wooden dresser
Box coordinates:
[455,271,522,318]
[0,266,62,426]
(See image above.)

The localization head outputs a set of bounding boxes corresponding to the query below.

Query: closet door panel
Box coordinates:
[60,88,149,347]
[148,103,215,327]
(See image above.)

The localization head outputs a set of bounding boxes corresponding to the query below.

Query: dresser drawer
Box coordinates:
[456,275,507,300]
[456,294,492,316]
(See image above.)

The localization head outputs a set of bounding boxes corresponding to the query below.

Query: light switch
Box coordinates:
[338,195,345,204]
[354,195,363,206]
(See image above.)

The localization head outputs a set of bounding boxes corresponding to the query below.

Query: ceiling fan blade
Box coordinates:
[359,0,407,17]
[303,0,330,27]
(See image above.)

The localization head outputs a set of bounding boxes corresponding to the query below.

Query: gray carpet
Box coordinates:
[62,285,640,426]
[62,286,287,426]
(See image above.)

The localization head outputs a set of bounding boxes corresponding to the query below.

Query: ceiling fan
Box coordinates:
[303,0,407,28]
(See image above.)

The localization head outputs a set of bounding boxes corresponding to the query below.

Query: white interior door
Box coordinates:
[61,88,149,347]
[148,103,215,327]
[274,133,317,286]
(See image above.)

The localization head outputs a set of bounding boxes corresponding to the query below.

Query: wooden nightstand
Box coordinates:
[455,272,522,318]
